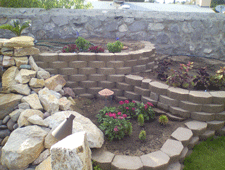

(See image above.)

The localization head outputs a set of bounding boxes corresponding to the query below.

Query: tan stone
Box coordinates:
[2,66,19,93]
[14,47,40,56]
[10,83,30,95]
[45,74,66,91]
[59,97,72,111]
[2,56,15,67]
[0,38,9,48]
[28,115,48,127]
[33,149,50,165]
[29,78,45,88]
[15,69,36,84]
[44,130,59,149]
[1,47,13,56]
[13,57,28,67]
[35,156,51,170]
[29,55,39,71]
[3,36,34,48]
[21,93,43,110]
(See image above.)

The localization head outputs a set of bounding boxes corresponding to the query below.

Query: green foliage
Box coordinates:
[96,106,117,123]
[75,37,91,52]
[139,130,146,141]
[210,67,225,90]
[158,115,169,125]
[135,102,155,121]
[107,41,123,53]
[184,136,225,170]
[118,100,136,118]
[137,114,144,126]
[92,161,102,170]
[0,0,93,9]
[166,61,195,89]
[0,20,30,36]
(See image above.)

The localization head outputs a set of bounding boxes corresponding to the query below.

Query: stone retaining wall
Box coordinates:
[0,8,225,60]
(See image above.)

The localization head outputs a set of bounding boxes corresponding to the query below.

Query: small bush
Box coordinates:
[137,114,144,126]
[210,67,225,90]
[75,37,90,52]
[62,44,79,53]
[135,102,155,121]
[139,130,146,141]
[88,46,104,53]
[158,115,169,125]
[107,41,123,53]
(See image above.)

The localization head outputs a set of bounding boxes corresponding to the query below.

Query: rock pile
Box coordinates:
[0,36,104,170]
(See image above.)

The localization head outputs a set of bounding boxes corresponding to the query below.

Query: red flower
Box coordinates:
[144,104,148,110]
[123,114,127,118]
[118,116,124,119]
[132,101,136,103]
[119,101,124,105]
[125,100,129,104]
[132,108,135,111]
[117,112,122,115]
[126,107,129,110]
[105,113,109,116]
[147,102,154,107]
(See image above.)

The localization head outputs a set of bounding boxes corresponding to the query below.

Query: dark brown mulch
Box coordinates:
[71,97,187,156]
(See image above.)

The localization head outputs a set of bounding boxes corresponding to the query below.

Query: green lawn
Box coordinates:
[183,136,225,170]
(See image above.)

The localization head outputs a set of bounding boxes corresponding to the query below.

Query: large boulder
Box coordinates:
[22,93,43,110]
[44,111,104,148]
[2,66,19,93]
[51,132,92,170]
[0,93,23,119]
[1,125,47,170]
[3,36,34,48]
[45,75,66,91]
[15,69,36,84]
[38,87,59,114]
[18,109,44,127]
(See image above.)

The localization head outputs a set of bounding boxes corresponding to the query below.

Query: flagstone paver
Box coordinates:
[92,150,115,170]
[140,151,170,170]
[185,121,207,136]
[171,127,193,146]
[160,139,184,163]
[166,162,182,170]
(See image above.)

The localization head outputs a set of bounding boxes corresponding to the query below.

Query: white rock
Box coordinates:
[28,115,48,127]
[10,83,30,95]
[51,132,92,170]
[29,56,39,71]
[1,125,47,170]
[44,111,104,148]
[37,70,50,80]
[59,97,72,111]
[21,93,43,110]
[18,109,44,127]
[49,90,62,99]
[29,78,45,88]
[15,69,36,84]
[2,56,15,67]
[9,109,24,122]
[38,87,59,114]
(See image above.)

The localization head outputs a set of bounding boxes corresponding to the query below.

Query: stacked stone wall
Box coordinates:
[0,8,225,60]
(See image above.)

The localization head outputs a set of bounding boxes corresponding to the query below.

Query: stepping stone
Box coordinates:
[167,87,189,101]
[169,106,190,118]
[202,104,224,113]
[179,147,189,163]
[160,139,184,163]
[199,130,215,141]
[166,162,182,170]
[179,101,202,112]
[191,112,215,122]
[207,120,225,130]
[149,81,169,96]
[185,121,207,136]
[140,151,170,170]
[189,91,212,104]
[209,91,225,104]
[92,150,115,170]
[188,136,199,149]
[111,155,143,170]
[171,127,193,146]
[215,111,225,121]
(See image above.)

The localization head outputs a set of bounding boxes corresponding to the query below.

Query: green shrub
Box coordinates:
[210,66,225,90]
[135,102,155,121]
[139,130,146,141]
[75,37,91,52]
[137,114,144,126]
[107,41,123,53]
[0,20,31,36]
[158,115,169,125]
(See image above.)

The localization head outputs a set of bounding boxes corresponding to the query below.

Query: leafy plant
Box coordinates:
[135,102,155,121]
[118,100,136,118]
[99,113,132,141]
[107,41,123,53]
[139,130,146,141]
[193,67,211,90]
[166,61,195,89]
[96,106,117,123]
[92,161,102,170]
[158,115,169,125]
[62,44,79,53]
[75,37,90,52]
[0,20,31,36]
[156,58,171,81]
[88,46,104,53]
[210,67,225,90]
[137,114,144,126]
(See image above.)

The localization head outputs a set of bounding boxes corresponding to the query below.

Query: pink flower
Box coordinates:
[126,107,129,110]
[109,113,113,117]
[123,114,127,118]
[125,100,129,104]
[144,104,148,110]
[132,101,136,103]
[147,102,154,107]
[118,116,124,119]
[132,108,135,111]
[117,112,122,115]
[114,126,119,132]
[112,113,117,119]
[105,113,109,116]
[119,101,124,105]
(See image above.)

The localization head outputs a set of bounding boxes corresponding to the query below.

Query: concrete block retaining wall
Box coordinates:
[0,8,225,60]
